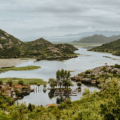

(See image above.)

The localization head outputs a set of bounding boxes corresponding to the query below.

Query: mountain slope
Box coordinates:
[89,39,120,56]
[72,34,120,43]
[0,29,23,58]
[0,29,78,59]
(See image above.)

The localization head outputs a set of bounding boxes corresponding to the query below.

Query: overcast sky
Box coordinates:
[0,0,120,41]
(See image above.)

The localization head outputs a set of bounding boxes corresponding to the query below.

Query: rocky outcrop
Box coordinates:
[72,64,120,85]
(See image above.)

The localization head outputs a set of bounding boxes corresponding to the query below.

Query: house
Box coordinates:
[13,85,23,92]
[47,103,57,107]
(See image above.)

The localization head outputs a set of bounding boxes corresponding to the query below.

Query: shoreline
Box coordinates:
[0,58,36,68]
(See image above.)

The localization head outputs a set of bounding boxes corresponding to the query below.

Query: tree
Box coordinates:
[28,103,35,112]
[56,69,71,89]
[56,70,62,88]
[77,82,82,88]
[0,80,3,85]
[18,80,24,85]
[43,84,46,87]
[48,78,57,88]
[7,79,12,87]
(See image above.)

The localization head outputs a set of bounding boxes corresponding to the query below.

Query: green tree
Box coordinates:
[7,79,12,87]
[77,82,82,88]
[0,80,3,85]
[18,80,24,85]
[56,69,71,89]
[48,78,57,88]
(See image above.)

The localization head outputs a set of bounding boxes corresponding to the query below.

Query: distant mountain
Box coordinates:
[0,29,78,59]
[21,30,120,43]
[89,39,120,56]
[72,34,120,43]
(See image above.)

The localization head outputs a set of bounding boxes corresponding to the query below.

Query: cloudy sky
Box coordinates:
[0,0,120,41]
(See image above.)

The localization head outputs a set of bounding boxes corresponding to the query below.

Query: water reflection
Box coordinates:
[17,83,99,106]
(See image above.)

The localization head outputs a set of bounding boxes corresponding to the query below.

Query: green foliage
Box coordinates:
[114,64,120,68]
[85,70,92,74]
[0,29,78,60]
[18,80,24,85]
[0,66,41,72]
[48,78,57,88]
[56,69,71,89]
[77,82,82,88]
[0,77,46,85]
[1,78,120,120]
[7,79,12,87]
[28,103,35,112]
[90,39,120,56]
[82,88,91,96]
[102,67,107,72]
[113,70,117,74]
[0,80,3,85]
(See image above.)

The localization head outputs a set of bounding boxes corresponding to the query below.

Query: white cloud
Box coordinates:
[0,0,120,41]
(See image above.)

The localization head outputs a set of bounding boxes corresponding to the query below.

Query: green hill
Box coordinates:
[0,29,78,59]
[89,39,120,56]
[72,34,120,43]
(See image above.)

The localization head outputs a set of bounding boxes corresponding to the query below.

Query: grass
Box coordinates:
[20,58,29,60]
[0,77,47,85]
[0,66,41,72]
[65,53,80,57]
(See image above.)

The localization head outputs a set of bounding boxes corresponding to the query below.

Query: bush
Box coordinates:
[85,70,92,74]
[114,64,120,68]
[18,80,24,85]
[77,82,82,88]
[84,74,88,78]
[0,81,3,85]
[102,67,107,72]
[113,70,117,74]
[7,79,12,87]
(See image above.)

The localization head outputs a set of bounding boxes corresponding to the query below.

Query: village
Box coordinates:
[0,80,34,100]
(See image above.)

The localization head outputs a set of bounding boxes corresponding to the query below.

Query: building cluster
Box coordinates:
[0,83,31,99]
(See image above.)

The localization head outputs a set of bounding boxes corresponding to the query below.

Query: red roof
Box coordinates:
[47,103,57,107]
[14,85,23,88]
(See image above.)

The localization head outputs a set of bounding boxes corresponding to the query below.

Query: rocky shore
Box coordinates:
[71,64,120,85]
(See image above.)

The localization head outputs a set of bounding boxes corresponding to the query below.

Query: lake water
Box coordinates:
[1,48,120,106]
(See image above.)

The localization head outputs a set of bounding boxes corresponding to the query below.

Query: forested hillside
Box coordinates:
[0,29,78,59]
[72,34,120,43]
[89,39,120,56]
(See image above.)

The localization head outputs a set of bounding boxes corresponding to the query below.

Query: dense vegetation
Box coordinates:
[48,69,72,89]
[72,34,120,43]
[89,39,120,56]
[0,75,120,119]
[0,29,78,59]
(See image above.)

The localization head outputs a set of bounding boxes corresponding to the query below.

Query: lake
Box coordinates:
[1,47,120,106]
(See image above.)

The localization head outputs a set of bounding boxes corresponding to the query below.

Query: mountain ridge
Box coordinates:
[0,29,78,59]
[89,39,120,56]
[72,34,120,43]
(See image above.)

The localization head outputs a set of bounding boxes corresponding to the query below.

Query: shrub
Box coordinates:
[77,82,82,88]
[85,70,92,74]
[0,81,3,85]
[18,80,24,85]
[7,79,12,87]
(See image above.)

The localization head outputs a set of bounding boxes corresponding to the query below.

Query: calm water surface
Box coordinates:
[1,48,120,106]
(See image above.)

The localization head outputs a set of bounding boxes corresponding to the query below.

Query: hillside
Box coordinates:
[72,34,120,43]
[89,39,120,56]
[0,29,78,59]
